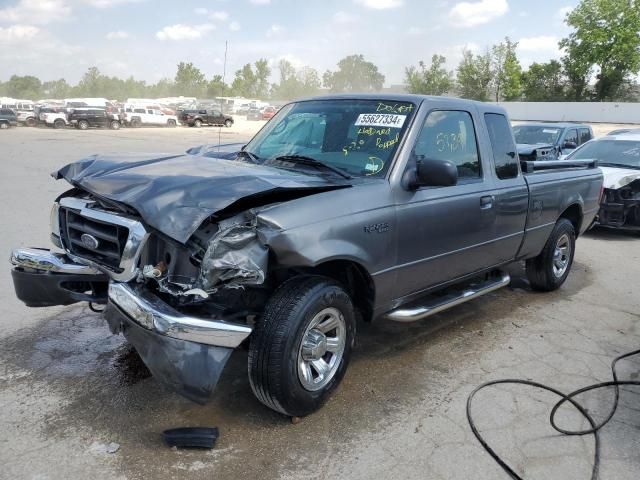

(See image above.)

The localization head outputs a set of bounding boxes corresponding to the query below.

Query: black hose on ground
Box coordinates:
[466,349,640,480]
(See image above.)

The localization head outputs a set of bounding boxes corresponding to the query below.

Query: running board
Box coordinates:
[385,272,511,322]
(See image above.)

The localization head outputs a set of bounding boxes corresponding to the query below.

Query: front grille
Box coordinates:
[60,207,129,270]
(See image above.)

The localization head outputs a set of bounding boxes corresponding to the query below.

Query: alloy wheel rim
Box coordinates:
[552,233,571,278]
[297,307,346,392]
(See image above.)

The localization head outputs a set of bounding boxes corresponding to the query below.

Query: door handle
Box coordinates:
[480,195,494,209]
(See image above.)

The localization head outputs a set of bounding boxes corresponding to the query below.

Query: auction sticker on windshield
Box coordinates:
[355,113,406,128]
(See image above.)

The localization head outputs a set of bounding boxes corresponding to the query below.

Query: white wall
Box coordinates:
[497,102,640,124]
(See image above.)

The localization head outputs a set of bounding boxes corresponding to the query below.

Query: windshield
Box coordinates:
[513,125,561,145]
[569,139,640,169]
[243,99,417,178]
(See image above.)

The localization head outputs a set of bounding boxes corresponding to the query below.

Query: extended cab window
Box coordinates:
[414,110,480,178]
[485,113,519,180]
[579,128,591,145]
[565,129,578,145]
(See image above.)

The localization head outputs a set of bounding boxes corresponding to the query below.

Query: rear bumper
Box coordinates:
[106,283,252,403]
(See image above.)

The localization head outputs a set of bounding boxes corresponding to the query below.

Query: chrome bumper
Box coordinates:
[10,247,102,275]
[108,282,252,348]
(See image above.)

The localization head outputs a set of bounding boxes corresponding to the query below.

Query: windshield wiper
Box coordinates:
[599,162,640,170]
[273,155,352,179]
[237,150,260,161]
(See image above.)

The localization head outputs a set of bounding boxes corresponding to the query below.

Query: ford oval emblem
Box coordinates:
[80,233,99,250]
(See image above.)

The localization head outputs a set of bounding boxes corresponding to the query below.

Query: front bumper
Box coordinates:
[106,283,252,403]
[10,248,108,307]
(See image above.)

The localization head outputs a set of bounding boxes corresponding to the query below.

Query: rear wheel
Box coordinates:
[53,119,66,129]
[193,119,202,128]
[167,119,177,128]
[109,120,121,130]
[130,118,141,128]
[25,117,36,127]
[225,119,233,128]
[526,218,576,291]
[248,276,356,417]
[0,122,9,129]
[77,120,89,130]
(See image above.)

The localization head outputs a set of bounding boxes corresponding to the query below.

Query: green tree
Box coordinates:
[521,60,566,101]
[492,37,522,101]
[560,0,640,101]
[456,49,493,101]
[74,67,102,97]
[174,62,207,97]
[323,54,385,92]
[271,59,321,100]
[5,74,42,99]
[207,74,227,98]
[405,54,453,96]
[231,59,271,98]
[41,79,71,98]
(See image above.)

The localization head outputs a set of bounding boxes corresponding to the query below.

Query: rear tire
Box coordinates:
[225,119,233,128]
[130,118,141,128]
[193,119,202,128]
[248,276,356,417]
[0,122,9,129]
[77,120,89,130]
[53,119,66,129]
[167,119,177,128]
[526,218,576,291]
[25,117,36,127]
[109,120,121,130]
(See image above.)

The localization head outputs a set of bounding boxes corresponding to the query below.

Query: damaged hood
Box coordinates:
[599,166,640,189]
[54,152,350,243]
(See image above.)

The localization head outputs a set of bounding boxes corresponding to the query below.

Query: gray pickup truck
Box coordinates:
[10,95,603,417]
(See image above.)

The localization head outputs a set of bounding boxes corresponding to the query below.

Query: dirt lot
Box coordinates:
[1,122,639,480]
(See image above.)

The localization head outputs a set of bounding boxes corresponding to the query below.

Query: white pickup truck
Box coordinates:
[124,106,178,128]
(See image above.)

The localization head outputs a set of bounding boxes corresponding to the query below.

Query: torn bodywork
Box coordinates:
[598,178,640,231]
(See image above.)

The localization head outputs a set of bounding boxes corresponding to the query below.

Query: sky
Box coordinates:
[0,0,579,85]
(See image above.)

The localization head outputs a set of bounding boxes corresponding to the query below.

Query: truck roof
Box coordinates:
[301,93,508,115]
[515,121,592,129]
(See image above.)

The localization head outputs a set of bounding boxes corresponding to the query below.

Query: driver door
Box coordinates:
[393,106,501,299]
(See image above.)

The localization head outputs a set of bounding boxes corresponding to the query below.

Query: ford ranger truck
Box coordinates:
[10,95,603,417]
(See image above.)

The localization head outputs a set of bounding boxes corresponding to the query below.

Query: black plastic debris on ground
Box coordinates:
[162,427,219,449]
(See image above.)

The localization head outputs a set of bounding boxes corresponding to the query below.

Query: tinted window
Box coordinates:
[134,108,145,113]
[414,110,480,178]
[485,113,519,180]
[579,128,591,145]
[564,129,578,145]
[569,139,640,168]
[212,110,221,116]
[147,109,154,114]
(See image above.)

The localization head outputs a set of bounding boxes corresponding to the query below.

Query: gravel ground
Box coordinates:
[0,121,639,480]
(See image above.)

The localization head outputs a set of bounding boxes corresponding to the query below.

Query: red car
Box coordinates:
[262,106,276,120]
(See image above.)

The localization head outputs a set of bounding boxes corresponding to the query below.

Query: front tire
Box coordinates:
[77,120,89,130]
[25,117,36,127]
[109,120,121,130]
[248,276,356,417]
[53,119,66,129]
[167,119,177,128]
[526,218,576,291]
[193,119,202,128]
[224,119,233,128]
[0,122,9,129]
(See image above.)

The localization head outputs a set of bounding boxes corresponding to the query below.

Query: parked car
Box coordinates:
[179,109,233,127]
[0,108,18,129]
[16,110,37,127]
[36,107,66,126]
[44,110,70,129]
[262,106,277,120]
[565,133,640,232]
[246,107,262,121]
[607,128,640,136]
[68,108,121,130]
[10,94,602,418]
[513,122,594,160]
[124,106,178,128]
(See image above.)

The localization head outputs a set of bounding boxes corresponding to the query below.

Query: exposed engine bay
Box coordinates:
[598,179,640,230]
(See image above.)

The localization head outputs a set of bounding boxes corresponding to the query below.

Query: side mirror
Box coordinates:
[563,141,577,150]
[403,158,458,190]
